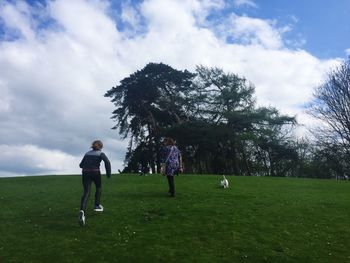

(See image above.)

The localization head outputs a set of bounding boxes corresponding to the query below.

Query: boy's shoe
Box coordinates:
[78,210,85,226]
[94,204,104,212]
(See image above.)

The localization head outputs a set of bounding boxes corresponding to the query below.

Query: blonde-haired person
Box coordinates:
[161,137,183,197]
[78,140,111,226]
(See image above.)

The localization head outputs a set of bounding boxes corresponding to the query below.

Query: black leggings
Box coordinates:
[80,171,102,211]
[167,176,175,196]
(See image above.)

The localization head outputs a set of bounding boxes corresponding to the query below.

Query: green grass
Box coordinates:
[0,174,349,263]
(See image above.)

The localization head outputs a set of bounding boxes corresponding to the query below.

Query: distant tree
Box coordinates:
[292,138,314,178]
[122,142,153,174]
[305,142,349,179]
[251,107,297,176]
[308,58,350,177]
[309,58,350,147]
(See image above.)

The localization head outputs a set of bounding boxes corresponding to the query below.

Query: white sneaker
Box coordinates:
[94,204,104,212]
[78,210,85,226]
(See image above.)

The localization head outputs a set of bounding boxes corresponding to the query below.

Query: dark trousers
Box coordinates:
[167,176,175,196]
[80,171,102,211]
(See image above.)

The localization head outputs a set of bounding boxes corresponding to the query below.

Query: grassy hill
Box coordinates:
[0,174,349,262]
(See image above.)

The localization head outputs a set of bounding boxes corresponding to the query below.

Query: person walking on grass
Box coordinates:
[161,137,183,197]
[78,140,111,226]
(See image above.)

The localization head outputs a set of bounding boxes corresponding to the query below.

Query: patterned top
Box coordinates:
[161,145,181,176]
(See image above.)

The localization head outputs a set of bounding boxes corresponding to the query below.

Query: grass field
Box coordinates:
[0,174,349,262]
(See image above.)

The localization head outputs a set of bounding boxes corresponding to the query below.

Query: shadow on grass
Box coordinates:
[109,190,174,200]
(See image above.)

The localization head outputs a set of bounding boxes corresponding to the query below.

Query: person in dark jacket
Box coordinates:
[78,140,111,226]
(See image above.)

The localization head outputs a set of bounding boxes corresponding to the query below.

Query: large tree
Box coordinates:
[105,63,195,173]
[166,66,296,176]
[106,63,298,176]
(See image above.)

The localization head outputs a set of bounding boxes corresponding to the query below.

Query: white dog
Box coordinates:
[220,175,229,188]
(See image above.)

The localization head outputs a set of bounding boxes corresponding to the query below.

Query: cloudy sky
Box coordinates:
[0,0,349,177]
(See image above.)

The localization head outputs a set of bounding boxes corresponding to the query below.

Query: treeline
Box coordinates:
[105,61,350,179]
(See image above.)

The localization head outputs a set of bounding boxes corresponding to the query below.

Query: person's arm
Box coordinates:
[79,155,86,169]
[101,153,111,178]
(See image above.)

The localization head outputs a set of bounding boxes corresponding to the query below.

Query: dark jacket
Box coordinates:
[79,150,111,177]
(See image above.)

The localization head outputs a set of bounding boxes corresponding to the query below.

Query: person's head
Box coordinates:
[91,140,103,150]
[163,137,175,146]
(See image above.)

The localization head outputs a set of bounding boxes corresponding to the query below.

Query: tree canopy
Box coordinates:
[105,62,301,177]
[308,58,350,179]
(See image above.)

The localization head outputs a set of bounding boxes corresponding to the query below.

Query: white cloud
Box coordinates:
[227,15,285,49]
[0,80,12,113]
[0,0,341,176]
[234,0,257,8]
[346,48,350,56]
[49,0,121,54]
[0,141,126,177]
[0,1,35,40]
[121,2,141,28]
[0,144,79,176]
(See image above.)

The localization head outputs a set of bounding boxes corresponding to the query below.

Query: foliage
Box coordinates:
[308,58,350,178]
[309,58,350,146]
[105,63,195,173]
[105,62,309,177]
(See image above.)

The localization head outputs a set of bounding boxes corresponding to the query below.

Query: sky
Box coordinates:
[0,0,349,177]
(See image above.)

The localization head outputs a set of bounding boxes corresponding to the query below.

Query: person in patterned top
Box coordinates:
[161,137,183,197]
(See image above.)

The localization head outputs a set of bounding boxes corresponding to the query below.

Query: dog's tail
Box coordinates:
[222,175,226,180]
